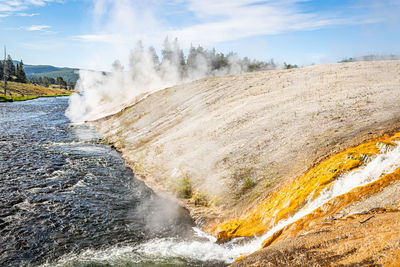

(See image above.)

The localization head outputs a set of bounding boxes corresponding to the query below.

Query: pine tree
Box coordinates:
[67,81,74,90]
[186,45,196,69]
[20,60,27,83]
[161,37,173,64]
[56,76,67,88]
[43,77,50,87]
[148,46,160,66]
[0,60,3,80]
[6,55,15,79]
[16,60,27,83]
[16,62,20,81]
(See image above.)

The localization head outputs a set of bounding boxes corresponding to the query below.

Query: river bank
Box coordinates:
[0,81,71,102]
[0,93,71,102]
[92,60,400,265]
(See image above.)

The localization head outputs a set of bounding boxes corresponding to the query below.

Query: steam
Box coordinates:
[66,38,277,122]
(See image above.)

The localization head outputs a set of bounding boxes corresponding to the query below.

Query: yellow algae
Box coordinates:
[266,166,400,248]
[214,133,400,242]
[234,255,249,262]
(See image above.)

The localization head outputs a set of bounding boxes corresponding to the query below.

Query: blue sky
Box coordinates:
[0,0,399,70]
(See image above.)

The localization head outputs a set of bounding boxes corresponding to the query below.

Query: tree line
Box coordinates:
[0,54,72,89]
[128,38,298,82]
[0,55,27,83]
[154,38,282,76]
[28,76,71,89]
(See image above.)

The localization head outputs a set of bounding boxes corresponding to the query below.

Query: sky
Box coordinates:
[0,0,399,70]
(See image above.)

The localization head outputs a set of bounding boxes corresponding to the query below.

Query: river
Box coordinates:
[0,97,227,266]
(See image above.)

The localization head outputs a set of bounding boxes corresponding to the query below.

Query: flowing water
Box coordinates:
[0,97,227,266]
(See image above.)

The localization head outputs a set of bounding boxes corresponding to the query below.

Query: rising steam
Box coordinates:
[66,38,277,122]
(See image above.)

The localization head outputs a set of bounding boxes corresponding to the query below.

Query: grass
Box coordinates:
[170,176,193,199]
[193,191,209,206]
[242,177,256,191]
[0,81,71,102]
[231,167,258,199]
[0,93,71,102]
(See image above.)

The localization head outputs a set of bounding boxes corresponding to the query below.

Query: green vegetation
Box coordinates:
[29,75,72,89]
[339,54,400,63]
[193,191,209,206]
[29,70,78,86]
[0,95,36,102]
[284,62,299,69]
[0,93,70,102]
[170,176,193,198]
[183,42,279,74]
[242,177,256,191]
[0,81,71,102]
[133,38,299,80]
[23,63,79,84]
[6,60,79,88]
[231,167,258,199]
[2,81,70,95]
[23,64,63,74]
[1,55,27,83]
[15,61,27,83]
[1,51,74,98]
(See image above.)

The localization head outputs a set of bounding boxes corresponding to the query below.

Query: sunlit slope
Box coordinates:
[94,60,400,225]
[0,82,69,98]
[214,133,400,242]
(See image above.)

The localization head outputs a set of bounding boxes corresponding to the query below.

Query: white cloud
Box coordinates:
[166,0,363,46]
[18,12,39,16]
[82,0,379,48]
[26,24,51,31]
[75,33,115,43]
[76,0,398,70]
[0,0,58,16]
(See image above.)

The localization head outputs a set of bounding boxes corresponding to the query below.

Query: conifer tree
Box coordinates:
[16,62,20,80]
[148,46,160,66]
[161,37,173,64]
[16,60,27,83]
[0,60,3,80]
[56,76,67,88]
[6,55,15,78]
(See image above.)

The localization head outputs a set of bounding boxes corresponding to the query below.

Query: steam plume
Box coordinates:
[66,38,277,122]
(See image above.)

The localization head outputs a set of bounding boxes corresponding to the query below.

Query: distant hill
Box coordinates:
[12,61,80,84]
[339,54,400,63]
[28,69,80,84]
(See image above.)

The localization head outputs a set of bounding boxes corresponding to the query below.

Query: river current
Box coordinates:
[0,97,226,266]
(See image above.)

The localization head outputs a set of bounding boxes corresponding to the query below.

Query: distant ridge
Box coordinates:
[339,54,400,63]
[12,61,80,84]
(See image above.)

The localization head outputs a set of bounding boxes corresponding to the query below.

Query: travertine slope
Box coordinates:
[94,60,400,226]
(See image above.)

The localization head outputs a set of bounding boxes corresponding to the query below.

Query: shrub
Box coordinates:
[173,176,192,199]
[193,192,209,206]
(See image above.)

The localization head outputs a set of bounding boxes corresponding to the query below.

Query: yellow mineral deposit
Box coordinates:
[214,132,400,246]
